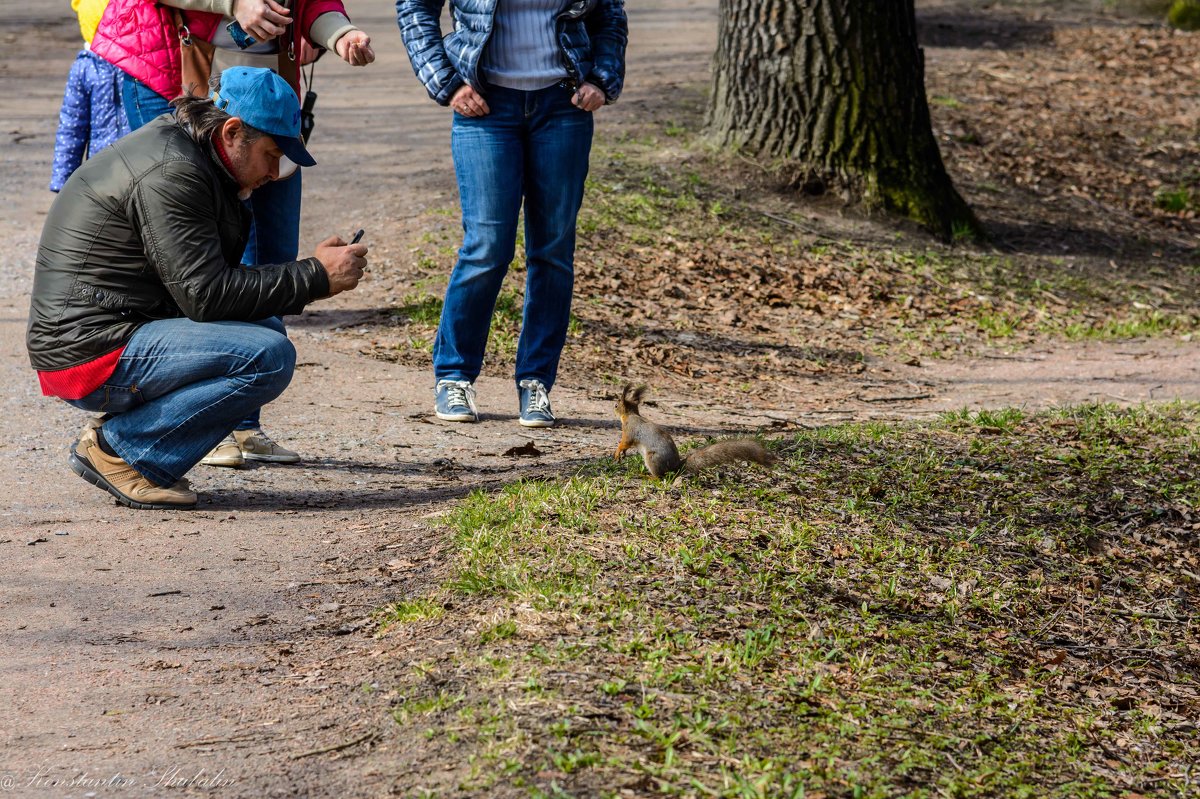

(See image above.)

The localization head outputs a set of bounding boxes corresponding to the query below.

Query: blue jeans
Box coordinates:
[121,75,173,130]
[238,170,302,429]
[435,84,594,391]
[244,169,302,266]
[65,318,296,486]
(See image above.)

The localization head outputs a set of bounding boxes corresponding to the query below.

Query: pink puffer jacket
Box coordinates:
[93,0,350,101]
[91,0,180,100]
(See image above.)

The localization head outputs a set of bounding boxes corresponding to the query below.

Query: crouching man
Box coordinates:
[27,67,367,510]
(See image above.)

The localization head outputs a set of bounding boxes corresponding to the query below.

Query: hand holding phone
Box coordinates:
[226,20,257,50]
[349,229,368,271]
[316,234,367,295]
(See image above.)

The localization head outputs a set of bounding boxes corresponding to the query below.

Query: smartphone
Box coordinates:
[226,20,256,50]
[350,229,364,245]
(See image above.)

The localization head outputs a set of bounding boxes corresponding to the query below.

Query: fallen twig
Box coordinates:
[175,733,261,749]
[1112,608,1194,623]
[291,730,379,760]
[858,393,933,403]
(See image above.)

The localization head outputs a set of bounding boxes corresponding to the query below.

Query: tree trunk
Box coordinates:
[707,0,983,239]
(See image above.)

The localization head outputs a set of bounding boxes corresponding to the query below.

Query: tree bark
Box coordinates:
[707,0,983,239]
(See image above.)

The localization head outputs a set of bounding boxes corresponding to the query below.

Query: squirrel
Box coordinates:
[614,384,776,478]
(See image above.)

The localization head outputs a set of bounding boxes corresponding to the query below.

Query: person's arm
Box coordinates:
[308,11,354,52]
[132,162,330,321]
[159,0,235,14]
[397,0,464,106]
[308,12,374,66]
[163,0,293,44]
[584,0,628,103]
[50,56,90,193]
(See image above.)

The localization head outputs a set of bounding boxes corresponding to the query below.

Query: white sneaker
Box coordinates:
[234,428,301,463]
[200,434,245,468]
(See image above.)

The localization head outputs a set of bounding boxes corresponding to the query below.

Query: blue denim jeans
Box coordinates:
[435,84,594,391]
[121,75,173,130]
[244,169,302,266]
[237,170,302,429]
[65,318,296,486]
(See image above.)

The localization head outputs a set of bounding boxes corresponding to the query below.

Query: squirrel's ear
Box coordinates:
[630,384,649,404]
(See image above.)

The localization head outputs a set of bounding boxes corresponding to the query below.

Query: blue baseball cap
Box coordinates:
[210,66,316,167]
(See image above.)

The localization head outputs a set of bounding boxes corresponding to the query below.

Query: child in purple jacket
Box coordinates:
[49,0,130,192]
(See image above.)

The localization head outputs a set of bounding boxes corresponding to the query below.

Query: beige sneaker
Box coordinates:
[69,427,198,510]
[233,428,300,463]
[200,434,245,468]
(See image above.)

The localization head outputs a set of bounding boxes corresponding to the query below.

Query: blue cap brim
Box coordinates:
[274,134,316,168]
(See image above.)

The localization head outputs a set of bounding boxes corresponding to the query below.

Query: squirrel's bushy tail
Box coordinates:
[682,439,775,474]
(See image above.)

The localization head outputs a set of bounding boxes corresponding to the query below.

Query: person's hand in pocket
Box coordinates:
[450,85,490,117]
[571,82,605,112]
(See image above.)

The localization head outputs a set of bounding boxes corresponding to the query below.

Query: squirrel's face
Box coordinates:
[616,384,645,418]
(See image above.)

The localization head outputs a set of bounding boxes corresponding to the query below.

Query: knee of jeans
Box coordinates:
[266,335,297,376]
[526,251,576,276]
[249,334,297,393]
[459,240,517,270]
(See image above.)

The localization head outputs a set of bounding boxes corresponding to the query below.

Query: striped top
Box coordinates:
[481,0,570,91]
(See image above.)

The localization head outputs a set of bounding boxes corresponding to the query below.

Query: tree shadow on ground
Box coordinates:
[916,10,1056,50]
[583,317,867,367]
[286,307,395,329]
[198,456,605,511]
[205,417,785,511]
[984,218,1199,261]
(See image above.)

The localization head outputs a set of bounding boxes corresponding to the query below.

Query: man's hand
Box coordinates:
[231,0,291,42]
[335,31,375,66]
[571,82,605,112]
[450,84,490,117]
[315,235,368,297]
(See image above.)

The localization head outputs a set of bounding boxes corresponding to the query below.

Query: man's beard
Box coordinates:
[228,139,270,198]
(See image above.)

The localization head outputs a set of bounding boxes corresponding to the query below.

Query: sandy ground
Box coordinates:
[0,1,1197,796]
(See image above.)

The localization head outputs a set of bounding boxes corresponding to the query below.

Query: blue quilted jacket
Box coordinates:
[50,49,130,192]
[397,0,627,106]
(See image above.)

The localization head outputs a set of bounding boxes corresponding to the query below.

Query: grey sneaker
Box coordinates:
[234,428,301,463]
[435,379,479,422]
[200,434,245,468]
[518,379,555,428]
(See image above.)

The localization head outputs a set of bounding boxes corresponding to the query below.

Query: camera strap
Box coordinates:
[300,61,317,145]
[275,0,300,91]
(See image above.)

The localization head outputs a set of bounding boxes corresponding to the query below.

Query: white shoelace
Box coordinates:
[438,380,478,415]
[519,379,552,415]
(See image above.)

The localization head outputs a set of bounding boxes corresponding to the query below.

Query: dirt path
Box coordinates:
[1,2,1197,796]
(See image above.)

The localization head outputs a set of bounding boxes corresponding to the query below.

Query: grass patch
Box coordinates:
[391,293,444,327]
[376,404,1200,797]
[1154,186,1197,214]
[375,598,445,634]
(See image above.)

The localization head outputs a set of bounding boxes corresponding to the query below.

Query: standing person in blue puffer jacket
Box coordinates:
[397,0,627,428]
[49,0,130,193]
